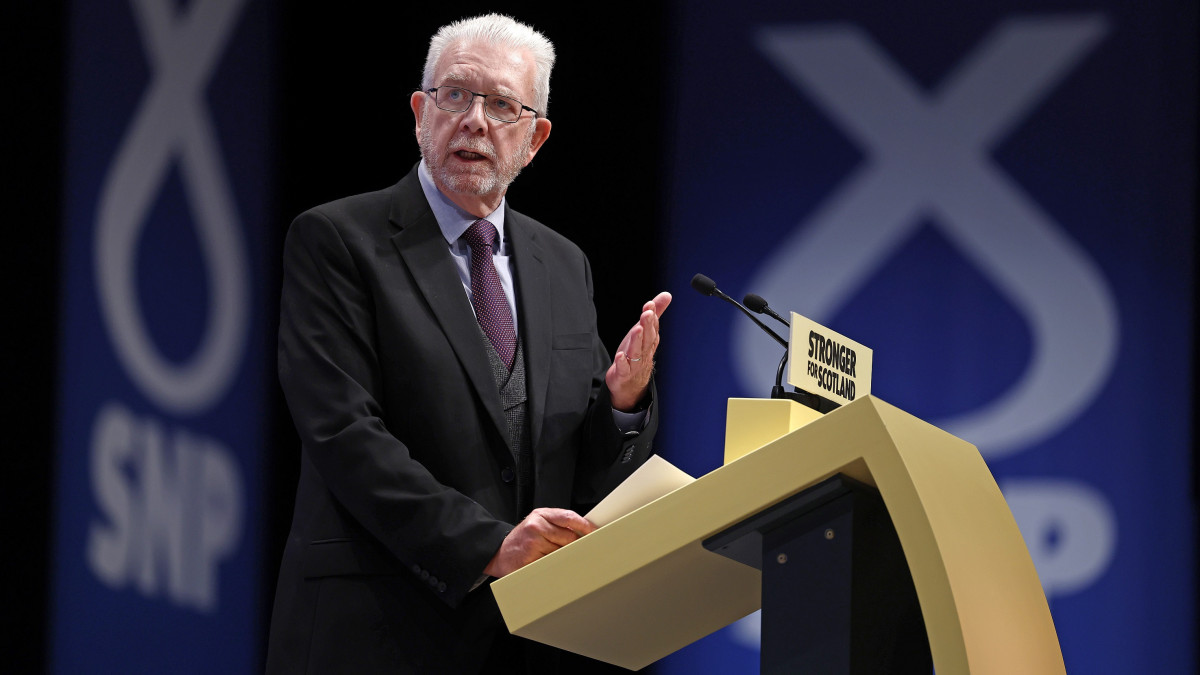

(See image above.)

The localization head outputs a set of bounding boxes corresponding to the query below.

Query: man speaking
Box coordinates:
[266,13,670,674]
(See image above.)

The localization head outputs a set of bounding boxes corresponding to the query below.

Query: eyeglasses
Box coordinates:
[425,86,539,123]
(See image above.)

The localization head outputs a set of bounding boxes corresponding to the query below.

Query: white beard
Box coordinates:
[419,106,534,199]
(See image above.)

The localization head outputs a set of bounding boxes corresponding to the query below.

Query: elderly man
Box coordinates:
[266,14,670,674]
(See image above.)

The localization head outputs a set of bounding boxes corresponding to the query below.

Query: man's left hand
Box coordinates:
[606,292,672,412]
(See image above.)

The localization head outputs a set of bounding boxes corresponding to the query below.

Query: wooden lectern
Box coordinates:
[491,396,1065,673]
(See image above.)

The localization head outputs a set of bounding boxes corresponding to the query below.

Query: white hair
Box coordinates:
[421,14,556,116]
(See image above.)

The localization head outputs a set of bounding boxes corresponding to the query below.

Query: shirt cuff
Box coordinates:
[470,574,491,592]
[612,404,649,434]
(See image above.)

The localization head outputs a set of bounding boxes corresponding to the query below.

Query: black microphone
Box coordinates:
[690,274,788,348]
[743,293,790,327]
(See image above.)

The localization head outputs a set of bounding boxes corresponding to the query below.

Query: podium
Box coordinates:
[491,396,1065,673]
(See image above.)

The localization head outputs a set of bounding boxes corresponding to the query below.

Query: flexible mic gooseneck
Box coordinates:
[690,274,788,349]
[691,273,795,401]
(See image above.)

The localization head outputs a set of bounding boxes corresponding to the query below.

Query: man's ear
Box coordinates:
[523,117,552,166]
[410,91,426,133]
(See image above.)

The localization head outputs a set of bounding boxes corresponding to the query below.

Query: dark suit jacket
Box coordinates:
[266,165,657,673]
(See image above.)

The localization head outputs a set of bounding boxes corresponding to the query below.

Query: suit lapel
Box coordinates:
[508,211,551,452]
[388,168,511,455]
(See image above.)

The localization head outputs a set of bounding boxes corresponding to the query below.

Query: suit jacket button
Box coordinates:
[501,467,515,483]
[428,575,439,587]
[411,564,422,575]
[437,582,447,593]
[420,570,430,581]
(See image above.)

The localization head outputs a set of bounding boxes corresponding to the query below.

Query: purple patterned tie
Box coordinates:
[463,219,517,370]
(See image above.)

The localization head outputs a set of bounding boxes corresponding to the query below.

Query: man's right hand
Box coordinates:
[483,508,598,578]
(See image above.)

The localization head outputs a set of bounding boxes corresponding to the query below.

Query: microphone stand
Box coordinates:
[747,294,841,414]
[692,274,841,413]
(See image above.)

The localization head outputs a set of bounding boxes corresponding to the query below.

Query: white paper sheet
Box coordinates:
[584,455,694,527]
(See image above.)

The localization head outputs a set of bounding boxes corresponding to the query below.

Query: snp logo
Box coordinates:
[85,0,249,612]
[88,404,243,612]
[734,14,1118,609]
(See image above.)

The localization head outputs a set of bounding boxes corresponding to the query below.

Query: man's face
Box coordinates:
[412,39,551,214]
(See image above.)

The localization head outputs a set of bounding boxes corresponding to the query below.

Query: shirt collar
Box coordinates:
[418,159,508,253]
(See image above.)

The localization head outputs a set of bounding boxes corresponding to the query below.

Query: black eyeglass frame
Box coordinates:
[424,87,540,123]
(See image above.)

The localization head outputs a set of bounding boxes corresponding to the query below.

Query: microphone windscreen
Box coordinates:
[743,293,768,313]
[691,274,717,296]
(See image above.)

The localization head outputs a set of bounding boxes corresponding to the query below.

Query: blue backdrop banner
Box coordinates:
[51,0,273,671]
[659,1,1194,673]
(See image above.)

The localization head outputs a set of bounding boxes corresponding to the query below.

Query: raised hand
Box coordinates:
[606,292,672,412]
